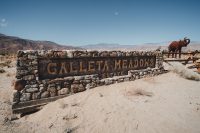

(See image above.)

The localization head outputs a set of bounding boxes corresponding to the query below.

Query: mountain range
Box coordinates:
[0,33,83,54]
[80,42,200,51]
[0,33,199,55]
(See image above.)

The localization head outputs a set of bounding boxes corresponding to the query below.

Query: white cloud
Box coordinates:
[0,18,8,27]
[1,18,6,22]
[114,12,119,16]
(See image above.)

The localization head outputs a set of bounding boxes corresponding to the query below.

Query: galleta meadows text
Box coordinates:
[38,55,156,80]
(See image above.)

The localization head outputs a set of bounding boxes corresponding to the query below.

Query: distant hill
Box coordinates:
[81,42,200,51]
[81,43,162,51]
[1,33,199,54]
[0,33,83,55]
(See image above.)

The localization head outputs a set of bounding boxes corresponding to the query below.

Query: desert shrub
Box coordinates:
[133,89,153,97]
[168,62,200,81]
[6,72,15,77]
[11,80,15,86]
[6,73,11,77]
[58,100,68,109]
[0,60,11,68]
[0,68,6,73]
[126,88,153,97]
[0,62,7,67]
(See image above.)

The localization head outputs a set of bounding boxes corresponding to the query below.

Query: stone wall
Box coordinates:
[12,50,165,114]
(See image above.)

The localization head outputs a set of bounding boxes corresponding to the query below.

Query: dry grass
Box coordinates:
[6,72,15,77]
[143,77,157,84]
[126,88,153,97]
[63,114,78,121]
[11,80,15,87]
[6,73,11,77]
[0,60,12,68]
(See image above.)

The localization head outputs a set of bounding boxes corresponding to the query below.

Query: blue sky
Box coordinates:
[0,0,200,46]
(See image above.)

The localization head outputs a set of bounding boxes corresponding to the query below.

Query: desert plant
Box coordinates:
[126,88,153,97]
[133,89,153,97]
[0,68,6,73]
[0,60,11,68]
[58,100,68,109]
[6,73,11,77]
[168,62,200,81]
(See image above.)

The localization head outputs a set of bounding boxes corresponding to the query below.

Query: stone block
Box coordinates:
[28,55,37,60]
[105,79,113,85]
[31,84,38,88]
[71,84,79,93]
[32,92,41,100]
[73,80,80,84]
[47,86,56,93]
[78,84,85,92]
[41,91,49,98]
[13,91,20,103]
[117,78,124,83]
[58,88,70,95]
[39,86,45,92]
[71,84,85,93]
[26,87,38,93]
[98,79,105,86]
[20,93,31,102]
[56,84,61,90]
[23,75,35,80]
[50,92,57,97]
[86,82,96,89]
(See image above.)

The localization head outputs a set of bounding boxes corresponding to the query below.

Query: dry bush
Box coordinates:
[58,100,68,109]
[126,88,153,97]
[6,73,11,77]
[143,77,156,84]
[168,62,200,81]
[0,62,7,67]
[134,89,154,97]
[0,60,11,68]
[5,60,11,65]
[6,72,15,77]
[64,125,79,133]
[0,68,6,73]
[63,114,78,121]
[11,80,15,86]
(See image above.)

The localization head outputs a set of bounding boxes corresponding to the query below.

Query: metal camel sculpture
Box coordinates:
[168,37,190,58]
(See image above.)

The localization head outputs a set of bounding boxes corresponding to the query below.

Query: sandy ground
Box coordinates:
[0,67,15,123]
[0,64,200,133]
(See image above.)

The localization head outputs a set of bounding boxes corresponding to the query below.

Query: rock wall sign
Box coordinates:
[38,56,156,80]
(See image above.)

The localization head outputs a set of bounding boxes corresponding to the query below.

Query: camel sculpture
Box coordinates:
[168,37,190,58]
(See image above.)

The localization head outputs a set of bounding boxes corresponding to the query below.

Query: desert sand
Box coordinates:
[0,63,200,133]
